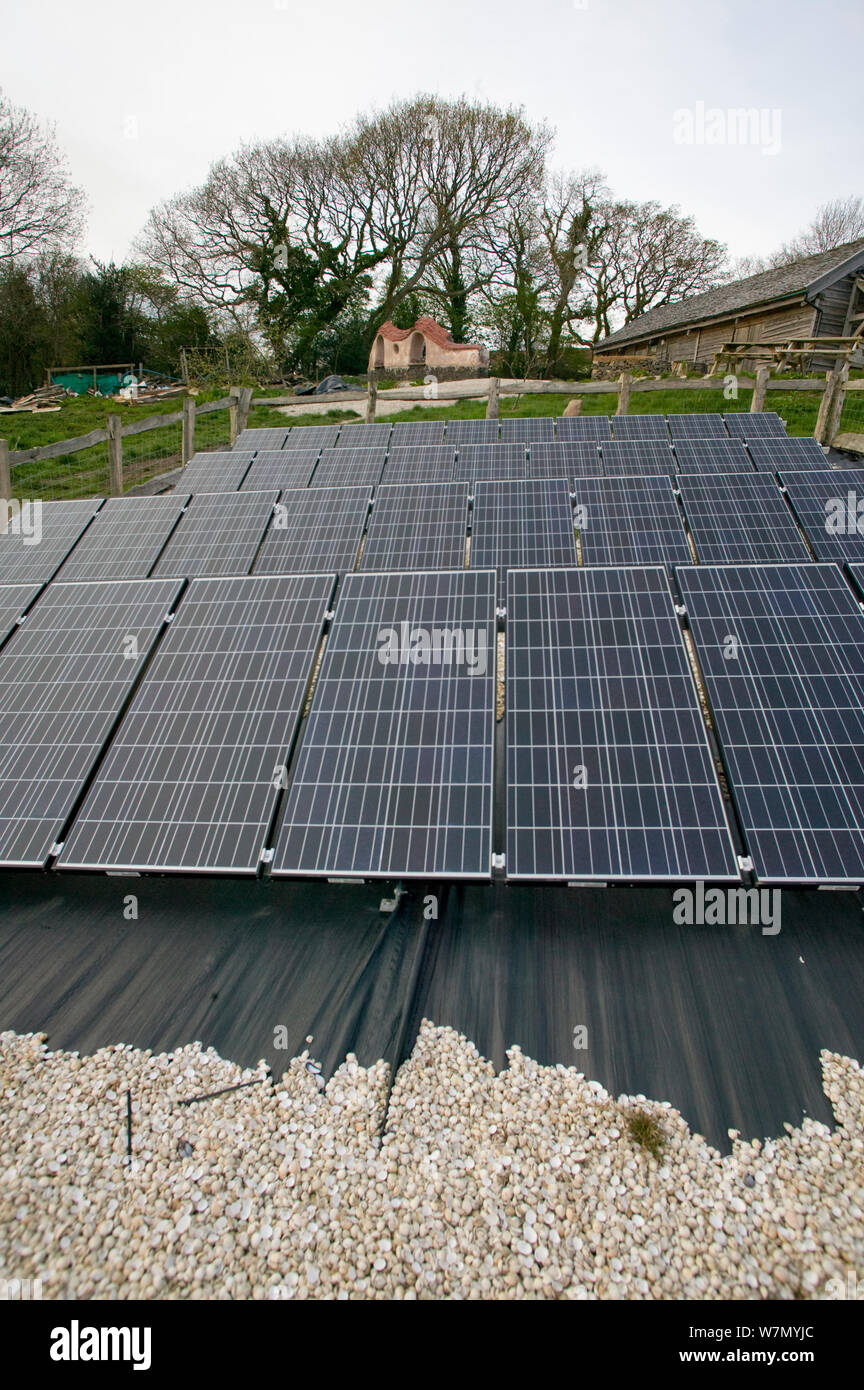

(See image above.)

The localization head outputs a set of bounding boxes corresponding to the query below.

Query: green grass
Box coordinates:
[623,1108,666,1162]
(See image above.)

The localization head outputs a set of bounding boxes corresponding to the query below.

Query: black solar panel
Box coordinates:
[746,437,829,472]
[679,563,864,884]
[724,411,786,438]
[780,469,864,563]
[151,491,278,577]
[499,418,555,442]
[0,498,102,585]
[673,438,755,475]
[181,451,255,492]
[58,573,335,874]
[380,446,457,485]
[600,441,675,476]
[666,413,728,438]
[445,419,500,443]
[360,484,469,571]
[610,415,669,440]
[240,450,320,492]
[556,416,613,441]
[282,426,341,451]
[235,428,291,450]
[506,566,737,882]
[470,479,578,599]
[310,447,387,489]
[333,423,392,448]
[0,583,41,646]
[677,473,812,564]
[572,475,692,567]
[57,495,188,580]
[272,569,496,879]
[390,421,447,447]
[253,487,370,574]
[0,577,181,866]
[527,442,601,478]
[453,444,529,482]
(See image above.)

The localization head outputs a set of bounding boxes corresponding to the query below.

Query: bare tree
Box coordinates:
[0,91,85,261]
[733,196,864,277]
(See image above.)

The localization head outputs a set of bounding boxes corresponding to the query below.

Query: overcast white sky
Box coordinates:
[2,0,861,266]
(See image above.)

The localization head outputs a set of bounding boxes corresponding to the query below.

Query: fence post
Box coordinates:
[238,387,253,437]
[751,365,770,413]
[182,395,196,465]
[228,386,240,446]
[365,379,377,423]
[615,372,632,415]
[107,415,124,496]
[814,367,843,444]
[0,439,10,500]
[486,376,499,419]
[826,362,849,443]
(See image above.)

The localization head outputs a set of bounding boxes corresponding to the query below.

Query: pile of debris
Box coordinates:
[0,384,70,412]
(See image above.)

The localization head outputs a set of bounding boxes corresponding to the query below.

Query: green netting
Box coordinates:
[50,371,128,396]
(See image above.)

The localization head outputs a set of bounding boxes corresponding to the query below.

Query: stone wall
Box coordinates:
[368,365,488,383]
[591,356,667,381]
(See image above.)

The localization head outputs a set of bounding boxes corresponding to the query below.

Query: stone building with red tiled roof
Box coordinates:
[369,316,489,376]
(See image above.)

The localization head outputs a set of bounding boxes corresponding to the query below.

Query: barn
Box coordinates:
[592,238,864,377]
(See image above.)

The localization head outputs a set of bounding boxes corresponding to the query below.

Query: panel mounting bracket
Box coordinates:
[737,855,754,873]
[259,848,275,865]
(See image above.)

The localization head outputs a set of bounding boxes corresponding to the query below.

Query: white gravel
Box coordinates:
[1,1021,862,1300]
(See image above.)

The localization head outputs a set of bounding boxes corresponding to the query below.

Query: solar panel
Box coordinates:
[610,415,669,440]
[499,418,555,442]
[0,577,182,866]
[780,469,864,563]
[445,419,500,443]
[470,479,578,599]
[380,445,457,485]
[390,421,447,446]
[0,498,102,585]
[673,438,755,475]
[556,416,613,441]
[527,442,601,478]
[572,475,692,567]
[600,441,675,477]
[55,495,188,581]
[453,444,529,482]
[180,451,255,492]
[58,573,335,875]
[0,583,41,646]
[746,437,829,472]
[333,423,392,448]
[272,568,496,879]
[679,562,864,884]
[359,484,469,571]
[310,447,387,489]
[677,473,812,564]
[235,428,291,450]
[282,426,341,451]
[666,413,728,438]
[724,411,786,438]
[506,566,738,882]
[252,487,371,574]
[240,450,320,492]
[151,490,278,577]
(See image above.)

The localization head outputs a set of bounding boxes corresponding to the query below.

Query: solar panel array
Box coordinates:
[235,428,290,450]
[747,437,828,472]
[673,439,755,475]
[506,567,737,881]
[58,573,334,874]
[499,418,556,442]
[310,447,388,489]
[239,450,320,492]
[470,479,578,597]
[557,416,613,441]
[282,425,341,451]
[444,419,500,444]
[0,583,41,646]
[678,564,864,884]
[453,444,529,482]
[181,451,254,493]
[152,491,278,577]
[360,484,469,571]
[57,495,188,580]
[272,569,496,878]
[391,421,446,446]
[781,469,864,563]
[0,499,102,584]
[0,577,181,866]
[600,441,675,477]
[252,487,370,574]
[381,446,457,485]
[334,423,392,448]
[527,442,600,478]
[667,413,729,438]
[724,411,786,438]
[573,475,692,568]
[610,415,669,440]
[676,473,812,564]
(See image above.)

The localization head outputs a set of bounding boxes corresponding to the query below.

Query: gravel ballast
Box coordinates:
[1,1022,862,1300]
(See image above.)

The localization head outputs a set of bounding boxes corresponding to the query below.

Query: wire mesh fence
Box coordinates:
[838,387,864,439]
[11,442,112,501]
[193,404,233,454]
[122,421,184,491]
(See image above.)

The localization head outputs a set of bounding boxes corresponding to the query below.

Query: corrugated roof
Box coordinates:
[596,238,864,351]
